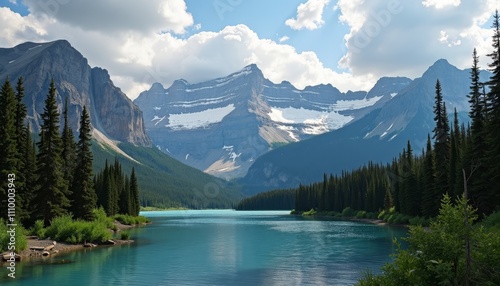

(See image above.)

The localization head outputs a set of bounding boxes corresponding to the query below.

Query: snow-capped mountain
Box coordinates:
[240,59,491,194]
[134,64,411,179]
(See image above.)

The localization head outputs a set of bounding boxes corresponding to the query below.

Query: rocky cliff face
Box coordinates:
[0,40,151,146]
[134,64,411,179]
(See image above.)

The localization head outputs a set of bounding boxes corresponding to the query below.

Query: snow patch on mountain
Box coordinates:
[268,107,354,133]
[332,96,383,111]
[167,104,235,130]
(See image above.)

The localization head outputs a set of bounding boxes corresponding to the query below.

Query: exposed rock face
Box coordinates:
[134,64,411,179]
[0,40,151,146]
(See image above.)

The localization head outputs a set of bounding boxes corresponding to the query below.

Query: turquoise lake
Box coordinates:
[1,210,406,285]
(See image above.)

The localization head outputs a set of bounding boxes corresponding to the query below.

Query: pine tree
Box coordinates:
[0,78,20,221]
[34,80,70,226]
[433,80,450,198]
[130,167,140,216]
[61,97,77,189]
[71,106,97,220]
[485,10,500,213]
[22,124,38,225]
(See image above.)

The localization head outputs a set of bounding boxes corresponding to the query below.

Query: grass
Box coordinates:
[0,220,28,252]
[42,216,112,244]
[113,214,150,225]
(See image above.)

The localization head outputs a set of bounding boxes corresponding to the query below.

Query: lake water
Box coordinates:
[1,210,406,285]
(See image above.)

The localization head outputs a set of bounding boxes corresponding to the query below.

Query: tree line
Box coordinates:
[241,11,500,219]
[0,78,140,227]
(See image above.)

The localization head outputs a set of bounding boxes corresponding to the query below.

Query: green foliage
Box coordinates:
[356,211,367,219]
[120,232,130,240]
[236,188,295,210]
[34,80,71,226]
[113,214,150,225]
[302,209,317,216]
[479,211,500,232]
[0,220,27,252]
[341,207,355,217]
[30,220,46,238]
[71,105,97,220]
[44,215,112,243]
[357,195,500,285]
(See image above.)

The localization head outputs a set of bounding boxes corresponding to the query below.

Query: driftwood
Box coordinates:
[44,245,55,251]
[29,246,45,251]
[2,253,21,261]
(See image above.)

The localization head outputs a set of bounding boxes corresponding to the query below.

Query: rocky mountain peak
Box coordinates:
[0,40,151,146]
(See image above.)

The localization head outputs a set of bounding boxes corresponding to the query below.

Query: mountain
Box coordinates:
[135,64,412,179]
[91,141,242,209]
[239,59,491,194]
[0,40,151,146]
[0,40,243,208]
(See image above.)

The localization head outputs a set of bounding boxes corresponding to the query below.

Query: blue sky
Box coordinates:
[0,0,498,99]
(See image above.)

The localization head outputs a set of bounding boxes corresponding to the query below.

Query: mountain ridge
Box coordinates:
[135,64,410,179]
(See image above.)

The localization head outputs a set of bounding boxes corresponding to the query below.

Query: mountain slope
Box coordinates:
[0,40,151,146]
[240,59,490,194]
[91,141,243,208]
[135,64,411,179]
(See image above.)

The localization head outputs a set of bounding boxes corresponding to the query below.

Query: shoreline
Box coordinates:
[292,213,410,228]
[1,221,147,263]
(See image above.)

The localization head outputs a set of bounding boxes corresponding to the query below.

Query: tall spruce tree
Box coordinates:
[421,134,437,217]
[34,80,70,226]
[130,167,140,216]
[485,10,500,213]
[0,79,20,221]
[13,77,30,222]
[22,124,38,226]
[433,80,450,198]
[71,106,97,220]
[61,97,77,189]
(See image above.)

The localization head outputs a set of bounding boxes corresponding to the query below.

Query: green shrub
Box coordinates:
[113,214,150,225]
[120,232,130,240]
[0,220,28,252]
[342,207,355,217]
[44,215,111,244]
[31,219,46,238]
[356,211,367,219]
[93,207,114,229]
[302,209,317,216]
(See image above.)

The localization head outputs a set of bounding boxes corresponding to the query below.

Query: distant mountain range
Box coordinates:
[0,40,490,202]
[239,59,491,194]
[134,65,412,179]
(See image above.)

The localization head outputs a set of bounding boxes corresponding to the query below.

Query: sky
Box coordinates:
[0,0,498,99]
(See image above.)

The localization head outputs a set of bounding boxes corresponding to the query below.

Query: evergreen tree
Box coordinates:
[130,167,140,216]
[433,80,450,197]
[61,97,77,188]
[0,79,20,221]
[71,106,97,220]
[34,80,70,226]
[485,10,500,213]
[22,124,38,225]
[13,77,30,222]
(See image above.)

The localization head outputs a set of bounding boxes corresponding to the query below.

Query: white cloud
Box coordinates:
[23,0,193,34]
[285,0,330,30]
[422,0,461,10]
[279,36,290,42]
[336,0,497,80]
[146,25,375,95]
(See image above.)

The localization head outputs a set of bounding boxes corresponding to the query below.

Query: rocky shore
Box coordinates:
[1,221,140,262]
